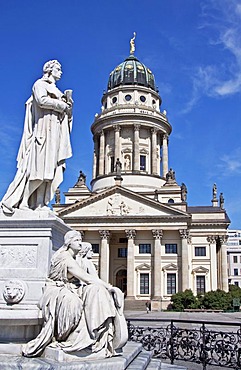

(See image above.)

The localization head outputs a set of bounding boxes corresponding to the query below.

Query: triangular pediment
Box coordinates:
[57,185,190,220]
[192,266,209,274]
[163,263,177,271]
[136,263,150,271]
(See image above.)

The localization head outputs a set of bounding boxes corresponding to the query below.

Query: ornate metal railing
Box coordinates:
[127,318,241,369]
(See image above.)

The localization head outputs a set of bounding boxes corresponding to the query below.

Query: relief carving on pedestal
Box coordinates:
[3,279,25,304]
[0,246,37,268]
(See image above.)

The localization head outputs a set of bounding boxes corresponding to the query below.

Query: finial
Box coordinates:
[130,32,136,55]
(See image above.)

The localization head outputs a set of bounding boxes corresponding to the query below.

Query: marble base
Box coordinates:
[0,208,70,342]
[0,341,187,369]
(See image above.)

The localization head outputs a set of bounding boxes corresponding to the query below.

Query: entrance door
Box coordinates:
[116,269,127,296]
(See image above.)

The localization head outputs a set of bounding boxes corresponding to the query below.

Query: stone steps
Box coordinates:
[124,299,146,311]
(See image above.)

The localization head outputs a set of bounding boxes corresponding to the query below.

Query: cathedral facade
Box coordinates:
[53,41,230,309]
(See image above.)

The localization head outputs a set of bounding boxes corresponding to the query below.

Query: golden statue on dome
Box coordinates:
[130,32,136,54]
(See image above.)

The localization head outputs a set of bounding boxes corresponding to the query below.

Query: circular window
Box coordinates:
[112,97,117,104]
[140,96,146,102]
[125,94,132,101]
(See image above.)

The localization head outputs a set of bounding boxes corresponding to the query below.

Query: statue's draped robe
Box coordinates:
[22,248,128,357]
[2,77,72,211]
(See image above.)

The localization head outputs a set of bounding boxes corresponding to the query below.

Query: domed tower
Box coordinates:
[91,34,172,194]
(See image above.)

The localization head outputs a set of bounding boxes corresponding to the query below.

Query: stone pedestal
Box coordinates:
[0,209,70,342]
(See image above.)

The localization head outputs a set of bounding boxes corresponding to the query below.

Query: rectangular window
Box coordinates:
[234,268,239,276]
[110,156,114,172]
[233,256,238,263]
[140,273,149,294]
[92,244,99,254]
[140,155,146,171]
[139,244,151,254]
[239,240,241,245]
[165,244,177,254]
[118,248,127,258]
[195,247,206,257]
[167,273,176,294]
[234,282,239,286]
[196,275,206,294]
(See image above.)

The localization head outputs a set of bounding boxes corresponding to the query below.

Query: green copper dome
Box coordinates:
[107,55,158,92]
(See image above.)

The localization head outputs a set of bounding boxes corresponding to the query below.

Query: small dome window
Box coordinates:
[104,102,107,109]
[112,97,117,104]
[140,96,146,102]
[168,198,174,204]
[125,94,132,101]
[152,99,156,105]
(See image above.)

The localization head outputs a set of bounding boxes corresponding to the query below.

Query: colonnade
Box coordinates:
[79,230,229,297]
[92,125,169,178]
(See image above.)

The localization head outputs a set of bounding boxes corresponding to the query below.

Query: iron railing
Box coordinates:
[127,318,241,369]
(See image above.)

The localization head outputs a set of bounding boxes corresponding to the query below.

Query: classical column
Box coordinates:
[133,124,140,172]
[151,128,158,175]
[114,125,121,162]
[179,229,190,291]
[219,235,228,292]
[162,134,169,177]
[207,236,217,291]
[99,230,110,282]
[92,137,97,179]
[152,229,163,299]
[99,130,105,176]
[125,229,136,299]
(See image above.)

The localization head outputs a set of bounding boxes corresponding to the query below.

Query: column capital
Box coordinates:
[99,230,110,240]
[207,235,216,244]
[134,124,141,131]
[163,133,169,140]
[113,124,121,132]
[217,235,228,244]
[179,229,191,243]
[125,229,136,239]
[151,127,158,134]
[152,229,163,240]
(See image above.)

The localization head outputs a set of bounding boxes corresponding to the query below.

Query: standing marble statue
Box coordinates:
[22,230,128,358]
[1,60,73,214]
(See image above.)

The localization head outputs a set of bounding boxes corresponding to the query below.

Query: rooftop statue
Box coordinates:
[130,32,136,55]
[22,230,128,358]
[1,60,73,214]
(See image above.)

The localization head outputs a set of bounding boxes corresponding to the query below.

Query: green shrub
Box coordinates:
[171,289,199,311]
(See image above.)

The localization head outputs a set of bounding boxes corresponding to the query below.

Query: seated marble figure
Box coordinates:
[22,230,128,358]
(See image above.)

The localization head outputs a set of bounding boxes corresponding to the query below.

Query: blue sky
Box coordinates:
[0,0,241,229]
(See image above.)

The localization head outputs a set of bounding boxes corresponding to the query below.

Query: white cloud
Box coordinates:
[183,0,241,112]
[217,147,241,176]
